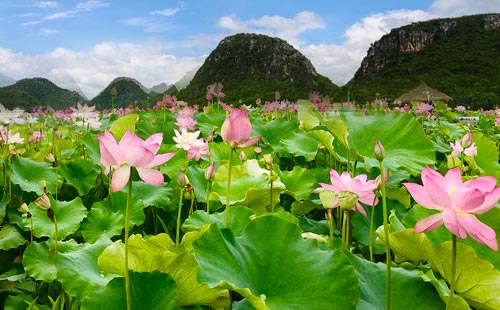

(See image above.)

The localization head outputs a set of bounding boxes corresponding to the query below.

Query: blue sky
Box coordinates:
[1,0,499,98]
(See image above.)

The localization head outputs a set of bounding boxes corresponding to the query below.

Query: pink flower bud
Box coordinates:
[374,139,385,161]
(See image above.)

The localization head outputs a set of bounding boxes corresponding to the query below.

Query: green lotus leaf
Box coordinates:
[307,129,336,159]
[420,269,470,310]
[79,204,123,243]
[186,165,209,202]
[192,214,359,309]
[81,271,179,310]
[252,117,299,153]
[280,131,320,161]
[297,100,320,130]
[317,116,350,150]
[346,252,444,309]
[23,239,113,300]
[473,133,500,183]
[212,159,285,214]
[24,195,87,239]
[402,206,500,270]
[80,132,102,166]
[182,206,256,236]
[0,188,8,224]
[0,225,27,250]
[338,112,435,180]
[131,181,173,209]
[109,113,138,139]
[98,234,231,309]
[196,109,226,138]
[11,156,56,195]
[79,190,145,242]
[378,227,500,309]
[4,293,50,310]
[58,158,99,195]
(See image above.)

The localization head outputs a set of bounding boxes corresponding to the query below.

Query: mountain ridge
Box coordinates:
[178,33,340,105]
[346,13,500,109]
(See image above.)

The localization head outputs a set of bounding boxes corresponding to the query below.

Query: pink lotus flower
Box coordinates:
[220,108,261,148]
[317,169,378,216]
[403,166,500,250]
[98,129,175,192]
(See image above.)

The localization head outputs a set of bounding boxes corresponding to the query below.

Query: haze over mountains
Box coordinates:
[1,13,500,110]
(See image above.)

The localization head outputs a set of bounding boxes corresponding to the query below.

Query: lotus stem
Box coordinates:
[446,234,457,310]
[176,187,185,246]
[379,161,391,310]
[124,178,132,310]
[327,209,334,251]
[225,148,235,228]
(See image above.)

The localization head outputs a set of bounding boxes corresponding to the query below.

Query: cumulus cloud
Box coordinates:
[0,43,203,99]
[302,9,439,85]
[218,11,326,47]
[429,0,500,17]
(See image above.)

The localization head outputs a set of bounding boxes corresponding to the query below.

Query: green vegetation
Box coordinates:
[0,78,86,110]
[178,33,340,105]
[90,78,150,110]
[346,14,500,109]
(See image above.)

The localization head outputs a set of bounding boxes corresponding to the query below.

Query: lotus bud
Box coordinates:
[46,153,55,163]
[263,154,273,170]
[18,203,30,214]
[177,171,189,188]
[34,194,50,211]
[460,131,473,148]
[239,150,247,161]
[319,190,336,210]
[205,163,216,181]
[338,191,359,211]
[374,139,385,161]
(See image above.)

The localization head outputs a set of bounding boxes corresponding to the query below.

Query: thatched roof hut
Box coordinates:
[396,82,452,103]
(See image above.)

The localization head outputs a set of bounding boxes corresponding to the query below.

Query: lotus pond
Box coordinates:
[0,97,500,309]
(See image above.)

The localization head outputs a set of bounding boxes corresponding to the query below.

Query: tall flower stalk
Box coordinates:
[97,129,175,310]
[220,108,261,228]
[317,169,378,251]
[375,139,391,310]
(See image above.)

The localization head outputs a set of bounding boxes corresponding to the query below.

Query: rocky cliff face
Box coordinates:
[345,13,500,108]
[355,13,500,79]
[178,33,338,104]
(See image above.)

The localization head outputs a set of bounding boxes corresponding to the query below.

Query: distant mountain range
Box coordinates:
[178,33,338,104]
[2,13,500,110]
[345,13,500,109]
[0,77,86,110]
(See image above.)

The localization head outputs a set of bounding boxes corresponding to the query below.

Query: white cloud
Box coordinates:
[0,43,203,99]
[22,0,108,26]
[429,0,500,17]
[151,8,180,17]
[36,1,59,9]
[22,10,76,25]
[218,11,326,47]
[304,0,500,85]
[302,9,436,85]
[121,17,163,33]
[39,28,58,36]
[76,0,109,11]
